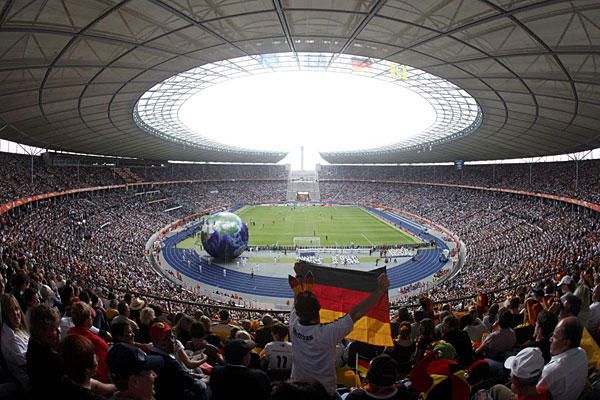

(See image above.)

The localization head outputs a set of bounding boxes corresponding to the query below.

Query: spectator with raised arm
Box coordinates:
[289,262,390,398]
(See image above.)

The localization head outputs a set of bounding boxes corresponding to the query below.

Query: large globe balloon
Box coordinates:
[200,212,249,260]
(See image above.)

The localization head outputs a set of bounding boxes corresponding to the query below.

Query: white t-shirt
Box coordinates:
[464,319,488,343]
[263,340,293,371]
[289,307,354,395]
[538,347,587,400]
[1,323,30,388]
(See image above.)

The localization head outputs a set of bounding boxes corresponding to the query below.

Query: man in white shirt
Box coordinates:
[289,263,390,397]
[537,316,588,400]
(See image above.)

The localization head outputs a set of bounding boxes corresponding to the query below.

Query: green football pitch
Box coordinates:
[227,205,421,247]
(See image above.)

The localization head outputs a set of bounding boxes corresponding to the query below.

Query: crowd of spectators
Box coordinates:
[319,160,600,203]
[1,180,286,314]
[0,152,288,205]
[2,256,600,399]
[320,182,600,305]
[2,156,599,312]
[3,152,600,207]
[0,152,600,398]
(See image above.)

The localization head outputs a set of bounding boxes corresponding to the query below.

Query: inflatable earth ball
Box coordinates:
[200,212,249,260]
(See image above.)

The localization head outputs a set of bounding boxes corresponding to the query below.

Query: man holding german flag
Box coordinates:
[289,261,391,397]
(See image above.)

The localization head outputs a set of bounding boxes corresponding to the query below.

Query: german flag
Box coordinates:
[302,263,393,347]
[356,354,370,378]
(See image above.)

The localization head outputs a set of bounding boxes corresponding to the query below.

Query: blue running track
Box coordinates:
[161,207,448,298]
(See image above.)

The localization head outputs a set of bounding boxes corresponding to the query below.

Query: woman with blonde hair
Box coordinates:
[199,314,223,348]
[0,293,30,391]
[137,306,156,343]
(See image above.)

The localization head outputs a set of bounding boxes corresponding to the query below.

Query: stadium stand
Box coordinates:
[319,161,600,204]
[1,154,599,399]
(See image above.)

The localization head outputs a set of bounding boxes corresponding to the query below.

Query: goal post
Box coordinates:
[293,236,321,246]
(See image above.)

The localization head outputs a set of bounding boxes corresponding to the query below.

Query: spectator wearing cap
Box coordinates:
[67,301,111,383]
[107,342,163,400]
[558,276,574,302]
[346,354,408,399]
[146,321,209,400]
[129,297,145,322]
[209,339,270,400]
[489,347,550,400]
[234,330,261,369]
[537,316,587,400]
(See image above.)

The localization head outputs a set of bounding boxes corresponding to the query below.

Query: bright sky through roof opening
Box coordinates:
[179,71,435,170]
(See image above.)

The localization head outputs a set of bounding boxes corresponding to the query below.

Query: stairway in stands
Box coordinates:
[286,170,321,201]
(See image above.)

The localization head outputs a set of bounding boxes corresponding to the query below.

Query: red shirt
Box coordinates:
[67,326,110,383]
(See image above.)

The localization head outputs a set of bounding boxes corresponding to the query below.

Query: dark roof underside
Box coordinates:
[0,0,599,163]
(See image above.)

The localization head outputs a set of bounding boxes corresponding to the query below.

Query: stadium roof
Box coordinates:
[0,1,599,164]
[135,52,480,154]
